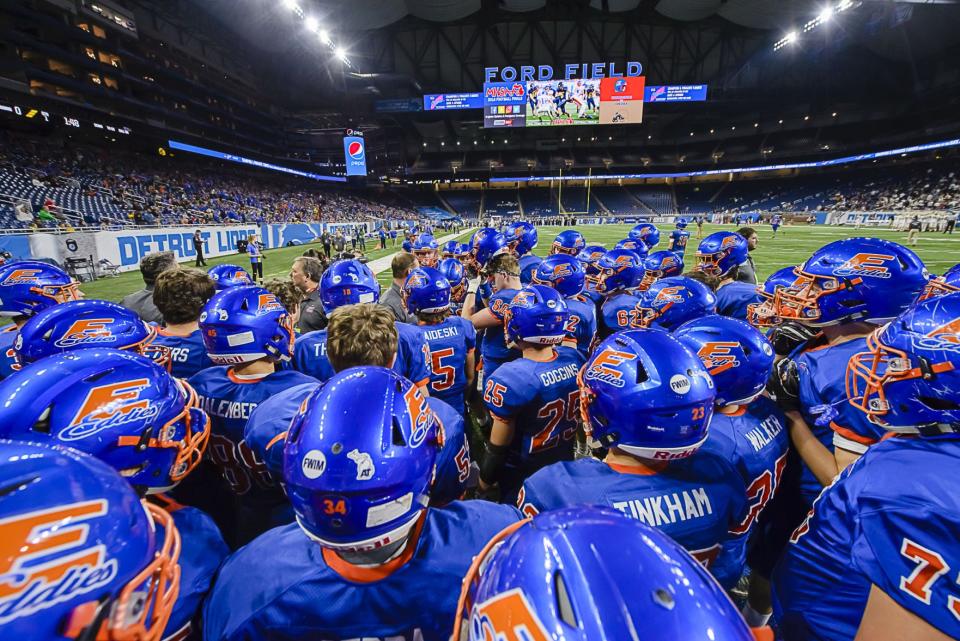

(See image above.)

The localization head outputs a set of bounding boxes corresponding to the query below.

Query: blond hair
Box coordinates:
[326,303,399,371]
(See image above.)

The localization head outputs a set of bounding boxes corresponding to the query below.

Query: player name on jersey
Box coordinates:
[539,362,579,386]
[744,416,785,453]
[198,396,258,421]
[422,326,461,341]
[613,487,713,526]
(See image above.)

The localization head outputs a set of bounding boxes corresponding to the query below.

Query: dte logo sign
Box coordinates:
[343,134,367,177]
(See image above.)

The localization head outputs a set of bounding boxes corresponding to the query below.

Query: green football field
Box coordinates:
[77,223,958,302]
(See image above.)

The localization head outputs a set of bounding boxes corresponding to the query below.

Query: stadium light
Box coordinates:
[282,0,298,10]
[440,141,445,147]
[709,128,714,134]
[319,29,332,45]
[785,31,798,43]
[832,112,838,117]
[335,47,348,62]
[304,16,319,33]
[778,119,784,124]
[818,7,834,22]
[804,115,810,120]
[838,0,853,11]
[754,122,759,127]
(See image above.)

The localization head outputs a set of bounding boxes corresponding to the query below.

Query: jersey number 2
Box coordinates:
[531,391,580,453]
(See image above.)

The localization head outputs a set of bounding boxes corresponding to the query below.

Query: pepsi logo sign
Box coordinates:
[348,141,365,160]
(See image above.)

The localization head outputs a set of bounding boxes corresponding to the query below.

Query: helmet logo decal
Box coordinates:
[584,347,638,388]
[654,286,685,305]
[696,342,741,375]
[720,236,738,251]
[301,449,327,479]
[1,269,43,286]
[347,449,375,481]
[916,318,960,351]
[61,378,160,441]
[470,588,551,641]
[402,385,433,448]
[669,374,692,394]
[256,294,284,314]
[0,500,118,624]
[53,318,117,348]
[551,263,574,279]
[834,253,895,279]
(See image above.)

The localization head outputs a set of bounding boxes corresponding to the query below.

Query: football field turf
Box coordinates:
[77,223,959,302]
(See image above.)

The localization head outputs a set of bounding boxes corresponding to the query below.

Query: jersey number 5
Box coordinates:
[430,347,457,392]
[531,390,580,453]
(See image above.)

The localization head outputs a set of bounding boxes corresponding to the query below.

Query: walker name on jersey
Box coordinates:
[744,415,785,453]
[612,487,713,526]
[422,325,461,341]
[198,395,257,421]
[539,362,579,387]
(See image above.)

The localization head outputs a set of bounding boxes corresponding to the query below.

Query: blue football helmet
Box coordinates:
[0,439,180,641]
[676,217,689,229]
[613,238,649,261]
[452,242,472,262]
[918,263,960,301]
[675,315,775,406]
[283,367,442,552]
[200,286,294,364]
[640,250,685,290]
[774,238,928,326]
[0,348,209,493]
[596,249,645,294]
[504,285,570,347]
[746,265,798,328]
[404,266,451,314]
[319,259,381,313]
[847,292,960,434]
[628,223,661,249]
[576,244,607,276]
[551,230,586,256]
[413,233,439,267]
[208,264,254,290]
[453,506,755,641]
[471,228,508,268]
[441,240,460,258]
[531,254,585,298]
[635,276,718,330]
[695,231,748,277]
[14,299,170,369]
[506,221,538,256]
[0,260,80,317]
[579,329,716,459]
[438,258,467,304]
[402,239,414,253]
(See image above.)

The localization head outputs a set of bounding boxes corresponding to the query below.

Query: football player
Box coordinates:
[480,285,585,503]
[438,257,468,314]
[519,329,748,586]
[746,265,799,331]
[462,253,522,382]
[613,237,649,261]
[628,222,660,250]
[453,506,763,641]
[441,240,460,259]
[188,285,317,546]
[0,260,81,379]
[14,299,171,369]
[773,292,960,641]
[152,268,217,377]
[674,315,787,624]
[696,231,761,320]
[0,440,181,641]
[576,243,607,304]
[669,217,692,256]
[550,229,586,256]
[292,259,430,389]
[505,221,541,284]
[0,350,222,640]
[207,264,254,289]
[634,276,718,330]
[246,303,474,507]
[531,254,597,360]
[595,248,646,339]
[203,368,521,641]
[639,249,685,291]
[770,214,783,238]
[917,262,960,301]
[412,233,439,268]
[404,266,476,417]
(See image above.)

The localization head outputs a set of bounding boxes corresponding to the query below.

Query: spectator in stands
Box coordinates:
[121,251,177,324]
[152,268,215,378]
[735,227,759,285]
[381,252,418,324]
[907,215,922,246]
[193,229,207,266]
[290,256,326,333]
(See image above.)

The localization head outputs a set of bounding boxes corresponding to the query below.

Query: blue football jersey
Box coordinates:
[792,335,884,502]
[480,288,521,373]
[773,436,960,641]
[202,502,522,641]
[483,346,586,500]
[153,328,214,379]
[153,495,229,641]
[715,281,762,321]
[669,229,690,254]
[564,294,597,360]
[700,398,789,587]
[244,386,472,506]
[582,278,604,305]
[420,316,476,414]
[188,367,317,501]
[518,254,542,285]
[599,292,643,339]
[293,322,431,386]
[519,455,748,587]
[0,325,20,380]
